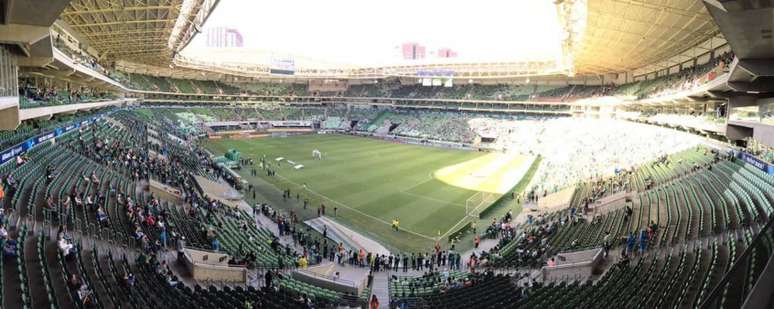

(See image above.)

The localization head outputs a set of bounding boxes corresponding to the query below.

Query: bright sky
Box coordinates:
[186,0,563,66]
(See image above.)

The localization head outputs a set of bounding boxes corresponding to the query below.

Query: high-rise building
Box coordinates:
[437,48,457,58]
[401,42,426,60]
[205,27,244,48]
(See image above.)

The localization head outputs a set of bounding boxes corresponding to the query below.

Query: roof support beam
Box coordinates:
[70,19,177,28]
[80,29,170,38]
[608,0,705,18]
[91,37,169,45]
[61,5,177,16]
[98,43,168,52]
[107,48,169,56]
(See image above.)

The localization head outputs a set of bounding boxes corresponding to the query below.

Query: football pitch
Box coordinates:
[204,134,531,251]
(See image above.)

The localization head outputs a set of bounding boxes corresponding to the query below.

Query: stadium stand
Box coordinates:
[3,1,774,308]
[17,82,117,109]
[0,101,772,309]
[100,51,731,103]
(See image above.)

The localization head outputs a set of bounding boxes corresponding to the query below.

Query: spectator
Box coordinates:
[211,237,221,252]
[264,270,273,288]
[547,257,557,267]
[58,237,75,258]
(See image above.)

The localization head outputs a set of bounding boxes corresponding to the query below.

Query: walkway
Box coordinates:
[305,216,390,256]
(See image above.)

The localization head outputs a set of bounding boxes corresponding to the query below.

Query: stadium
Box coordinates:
[0,0,773,308]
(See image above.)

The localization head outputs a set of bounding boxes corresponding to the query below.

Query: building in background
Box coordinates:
[401,42,426,60]
[437,48,457,58]
[205,27,244,48]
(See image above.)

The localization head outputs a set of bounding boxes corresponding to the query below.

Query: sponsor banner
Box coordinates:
[270,121,312,127]
[0,113,108,167]
[24,139,37,150]
[270,56,295,75]
[0,145,24,165]
[36,131,56,144]
[270,68,295,75]
[416,69,455,77]
[738,151,774,175]
[64,122,80,133]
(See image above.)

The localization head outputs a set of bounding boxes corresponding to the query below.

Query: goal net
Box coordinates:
[465,191,498,220]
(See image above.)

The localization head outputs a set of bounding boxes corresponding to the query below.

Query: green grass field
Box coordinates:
[203,134,529,252]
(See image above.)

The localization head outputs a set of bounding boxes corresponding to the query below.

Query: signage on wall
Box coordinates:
[738,151,774,175]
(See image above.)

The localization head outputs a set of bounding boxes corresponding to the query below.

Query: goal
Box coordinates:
[465,191,498,220]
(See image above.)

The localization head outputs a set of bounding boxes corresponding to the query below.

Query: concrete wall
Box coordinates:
[542,248,604,282]
[542,262,596,282]
[726,96,774,147]
[0,96,20,130]
[189,263,246,283]
[752,123,774,147]
[18,99,130,121]
[291,270,363,296]
[726,123,754,141]
[149,180,182,202]
[728,95,760,108]
[183,248,247,283]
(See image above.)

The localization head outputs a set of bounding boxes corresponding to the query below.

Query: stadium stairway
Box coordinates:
[305,216,390,256]
[2,223,23,309]
[305,217,360,251]
[24,231,50,309]
[370,271,390,308]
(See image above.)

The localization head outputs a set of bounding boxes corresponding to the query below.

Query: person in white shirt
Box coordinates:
[58,237,74,257]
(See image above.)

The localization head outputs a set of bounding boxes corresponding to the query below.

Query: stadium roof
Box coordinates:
[182,0,564,67]
[66,0,724,78]
[573,0,721,74]
[60,0,219,65]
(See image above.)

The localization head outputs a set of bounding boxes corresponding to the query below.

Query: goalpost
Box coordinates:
[444,191,498,241]
[465,191,498,220]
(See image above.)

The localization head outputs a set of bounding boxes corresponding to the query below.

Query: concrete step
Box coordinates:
[370,272,390,309]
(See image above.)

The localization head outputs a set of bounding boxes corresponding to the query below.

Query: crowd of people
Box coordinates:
[256,197,469,277]
[17,82,114,108]
[469,117,706,194]
[638,51,734,100]
[634,112,726,133]
[745,137,774,165]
